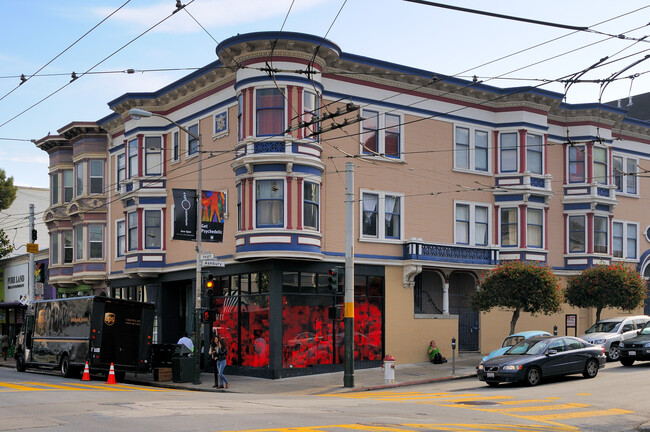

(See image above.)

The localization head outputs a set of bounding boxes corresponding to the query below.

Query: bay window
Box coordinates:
[89,225,103,259]
[117,154,125,192]
[89,160,104,194]
[593,146,607,184]
[303,181,319,230]
[63,231,73,264]
[51,173,59,205]
[145,136,162,175]
[303,90,319,139]
[128,138,138,178]
[116,220,125,258]
[594,215,608,253]
[128,212,138,251]
[75,162,84,197]
[236,183,242,231]
[51,233,59,265]
[568,145,585,183]
[256,179,284,227]
[172,131,180,162]
[63,170,73,203]
[500,133,517,172]
[526,134,543,174]
[527,208,543,248]
[145,210,161,249]
[568,215,585,252]
[237,93,244,141]
[500,208,518,246]
[256,88,284,136]
[75,225,83,261]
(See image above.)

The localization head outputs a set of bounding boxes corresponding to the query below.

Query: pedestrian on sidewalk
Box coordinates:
[216,336,229,389]
[1,334,9,361]
[427,340,447,364]
[209,336,221,387]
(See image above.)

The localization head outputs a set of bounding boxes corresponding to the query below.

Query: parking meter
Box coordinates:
[451,337,456,374]
[553,325,558,336]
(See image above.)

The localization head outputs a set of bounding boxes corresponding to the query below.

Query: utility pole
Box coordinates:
[193,130,203,385]
[28,204,35,302]
[344,162,355,387]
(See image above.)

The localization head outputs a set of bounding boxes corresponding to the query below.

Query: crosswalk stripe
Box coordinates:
[0,382,41,391]
[524,408,634,421]
[22,382,97,391]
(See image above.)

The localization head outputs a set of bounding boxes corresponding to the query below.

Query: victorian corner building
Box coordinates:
[32,32,650,378]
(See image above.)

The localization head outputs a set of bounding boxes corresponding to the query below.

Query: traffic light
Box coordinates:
[201,308,215,323]
[328,267,339,292]
[31,229,37,242]
[205,273,214,296]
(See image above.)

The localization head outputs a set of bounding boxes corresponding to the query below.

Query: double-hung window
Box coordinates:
[256,88,284,136]
[303,181,319,230]
[145,136,162,175]
[526,134,543,174]
[75,162,84,197]
[51,233,59,264]
[187,124,199,156]
[613,221,638,259]
[500,208,518,246]
[51,173,59,205]
[256,179,284,227]
[89,160,104,194]
[236,183,242,231]
[237,93,244,141]
[172,131,180,163]
[613,155,638,195]
[128,138,138,178]
[454,127,489,172]
[455,203,490,246]
[500,133,517,172]
[128,212,138,251]
[361,110,401,158]
[568,145,585,183]
[568,215,585,252]
[145,210,161,249]
[116,220,125,258]
[527,208,543,248]
[593,146,608,184]
[63,169,73,203]
[63,231,73,263]
[89,225,103,259]
[594,215,608,253]
[361,190,403,241]
[117,154,126,192]
[75,226,83,261]
[303,90,320,139]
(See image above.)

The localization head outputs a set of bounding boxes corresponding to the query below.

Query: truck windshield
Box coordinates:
[585,321,621,334]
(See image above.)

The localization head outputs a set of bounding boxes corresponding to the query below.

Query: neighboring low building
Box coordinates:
[33,31,650,378]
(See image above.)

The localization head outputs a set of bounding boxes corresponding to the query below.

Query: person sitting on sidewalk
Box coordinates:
[427,340,447,364]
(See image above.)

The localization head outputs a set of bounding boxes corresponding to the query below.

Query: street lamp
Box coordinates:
[129,108,203,384]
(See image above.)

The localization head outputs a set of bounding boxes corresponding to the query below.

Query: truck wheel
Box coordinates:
[60,355,73,378]
[16,355,26,372]
[607,344,620,361]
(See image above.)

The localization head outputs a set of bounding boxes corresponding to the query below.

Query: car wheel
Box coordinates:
[607,344,620,361]
[582,359,599,378]
[486,381,499,387]
[60,355,72,378]
[620,358,635,367]
[525,367,542,386]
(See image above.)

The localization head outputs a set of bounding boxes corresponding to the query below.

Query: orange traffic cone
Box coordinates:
[82,361,90,381]
[106,363,116,384]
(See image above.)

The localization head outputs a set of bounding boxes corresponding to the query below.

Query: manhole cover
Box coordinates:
[454,400,500,406]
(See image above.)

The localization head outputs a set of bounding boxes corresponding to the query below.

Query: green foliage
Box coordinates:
[472,261,563,334]
[565,264,647,322]
[0,229,13,259]
[0,168,17,211]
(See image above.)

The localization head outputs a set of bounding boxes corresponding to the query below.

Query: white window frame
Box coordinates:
[255,87,286,137]
[89,224,104,259]
[499,132,518,173]
[89,160,104,194]
[116,219,125,258]
[186,123,200,157]
[63,169,73,203]
[128,138,139,178]
[454,201,491,246]
[613,220,638,260]
[75,161,85,197]
[255,178,285,228]
[303,90,320,140]
[526,207,544,248]
[593,145,608,185]
[360,108,403,160]
[63,230,73,263]
[75,225,84,261]
[613,154,639,196]
[172,130,180,164]
[51,232,59,265]
[144,209,162,249]
[51,172,59,205]
[116,153,126,193]
[567,214,586,253]
[144,136,162,176]
[128,211,138,251]
[359,189,404,243]
[303,180,320,230]
[454,125,490,173]
[499,207,518,247]
[568,144,586,183]
[526,133,543,174]
[594,214,608,254]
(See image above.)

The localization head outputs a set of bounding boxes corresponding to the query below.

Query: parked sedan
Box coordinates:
[482,330,552,362]
[619,322,650,366]
[477,336,606,387]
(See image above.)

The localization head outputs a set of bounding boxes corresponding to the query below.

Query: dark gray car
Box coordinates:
[477,336,606,387]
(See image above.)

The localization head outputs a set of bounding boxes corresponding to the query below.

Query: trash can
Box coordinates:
[171,344,195,383]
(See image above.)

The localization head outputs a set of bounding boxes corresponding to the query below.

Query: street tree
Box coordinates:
[472,260,563,335]
[565,264,647,322]
[0,168,17,258]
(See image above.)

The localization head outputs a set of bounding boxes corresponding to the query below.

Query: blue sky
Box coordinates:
[2,0,650,188]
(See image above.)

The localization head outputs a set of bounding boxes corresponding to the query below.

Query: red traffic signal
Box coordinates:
[201,308,215,323]
[327,267,339,292]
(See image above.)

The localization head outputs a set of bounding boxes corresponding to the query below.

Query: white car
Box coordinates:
[579,315,650,361]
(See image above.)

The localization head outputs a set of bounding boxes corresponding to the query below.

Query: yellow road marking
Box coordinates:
[34,382,131,391]
[491,403,590,413]
[0,382,41,391]
[525,408,634,421]
[498,400,557,405]
[22,382,98,391]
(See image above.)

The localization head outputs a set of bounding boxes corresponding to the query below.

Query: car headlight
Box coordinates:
[620,342,626,348]
[502,365,522,371]
[591,339,606,345]
[644,342,650,348]
[477,363,484,371]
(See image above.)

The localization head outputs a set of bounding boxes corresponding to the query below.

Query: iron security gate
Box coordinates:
[449,273,479,351]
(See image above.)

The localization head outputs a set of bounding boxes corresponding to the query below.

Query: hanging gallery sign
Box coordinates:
[172,189,226,243]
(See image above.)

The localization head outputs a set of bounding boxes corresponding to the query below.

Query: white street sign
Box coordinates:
[202,260,225,267]
[200,253,214,260]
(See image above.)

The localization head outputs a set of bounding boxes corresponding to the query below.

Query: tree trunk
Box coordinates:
[596,307,603,323]
[510,308,520,335]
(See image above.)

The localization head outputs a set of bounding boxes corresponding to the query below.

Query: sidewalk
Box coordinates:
[0,353,482,395]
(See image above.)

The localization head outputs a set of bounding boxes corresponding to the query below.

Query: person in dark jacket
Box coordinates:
[208,336,221,387]
[215,336,229,389]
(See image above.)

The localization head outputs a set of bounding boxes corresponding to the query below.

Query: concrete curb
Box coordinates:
[339,372,477,393]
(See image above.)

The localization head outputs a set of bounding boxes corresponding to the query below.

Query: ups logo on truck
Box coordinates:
[104,313,116,326]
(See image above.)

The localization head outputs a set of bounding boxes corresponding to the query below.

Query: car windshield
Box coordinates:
[585,321,621,333]
[501,336,524,348]
[640,324,650,335]
[505,339,549,355]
